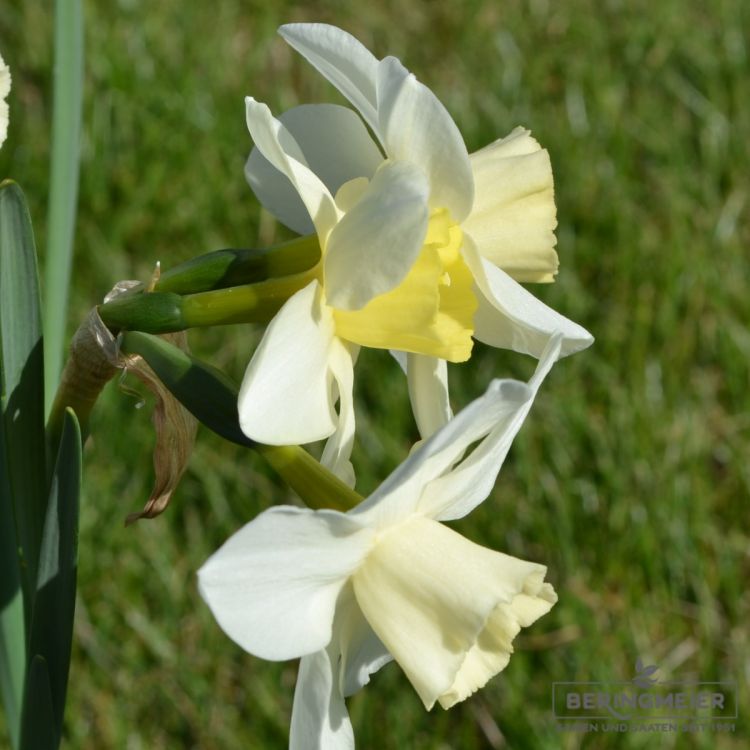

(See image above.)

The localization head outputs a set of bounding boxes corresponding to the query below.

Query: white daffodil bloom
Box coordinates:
[0,53,10,149]
[239,23,593,480]
[200,337,561,750]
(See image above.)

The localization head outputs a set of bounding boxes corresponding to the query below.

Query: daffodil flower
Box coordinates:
[200,336,561,750]
[0,52,10,149]
[238,23,593,481]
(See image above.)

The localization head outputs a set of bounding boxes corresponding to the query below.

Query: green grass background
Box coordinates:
[1,0,748,747]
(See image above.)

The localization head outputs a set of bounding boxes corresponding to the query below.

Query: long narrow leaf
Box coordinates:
[19,655,56,750]
[0,328,25,750]
[26,409,81,744]
[0,182,46,639]
[0,454,24,750]
[43,0,84,412]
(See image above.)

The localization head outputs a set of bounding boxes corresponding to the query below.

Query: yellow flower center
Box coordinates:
[331,209,476,362]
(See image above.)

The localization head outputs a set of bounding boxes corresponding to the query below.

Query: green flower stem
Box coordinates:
[255,444,361,512]
[98,269,317,334]
[97,291,184,333]
[178,271,313,327]
[118,331,362,512]
[153,234,320,295]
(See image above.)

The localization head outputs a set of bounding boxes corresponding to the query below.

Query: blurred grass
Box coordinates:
[1,0,749,747]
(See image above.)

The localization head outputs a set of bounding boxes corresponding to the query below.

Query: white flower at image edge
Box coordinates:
[0,52,10,148]
[238,22,593,482]
[199,336,562,750]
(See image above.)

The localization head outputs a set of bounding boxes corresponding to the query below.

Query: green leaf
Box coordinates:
[43,0,84,413]
[0,322,27,750]
[0,484,24,750]
[27,410,81,744]
[19,655,56,750]
[119,332,361,511]
[0,182,46,639]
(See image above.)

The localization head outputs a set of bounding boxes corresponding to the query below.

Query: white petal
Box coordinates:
[390,350,452,444]
[463,128,559,282]
[279,24,380,134]
[334,176,370,213]
[478,125,545,159]
[282,104,384,190]
[334,583,392,697]
[0,55,10,100]
[290,649,354,750]
[351,515,556,709]
[376,56,474,221]
[197,505,372,661]
[245,98,341,241]
[238,281,339,445]
[0,101,7,149]
[462,233,593,358]
[419,336,560,521]
[389,349,407,373]
[245,104,383,236]
[279,24,474,221]
[320,339,358,487]
[406,354,452,440]
[351,374,534,529]
[324,161,429,310]
[245,148,313,236]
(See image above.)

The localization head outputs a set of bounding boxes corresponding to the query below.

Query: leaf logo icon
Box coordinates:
[633,658,659,688]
